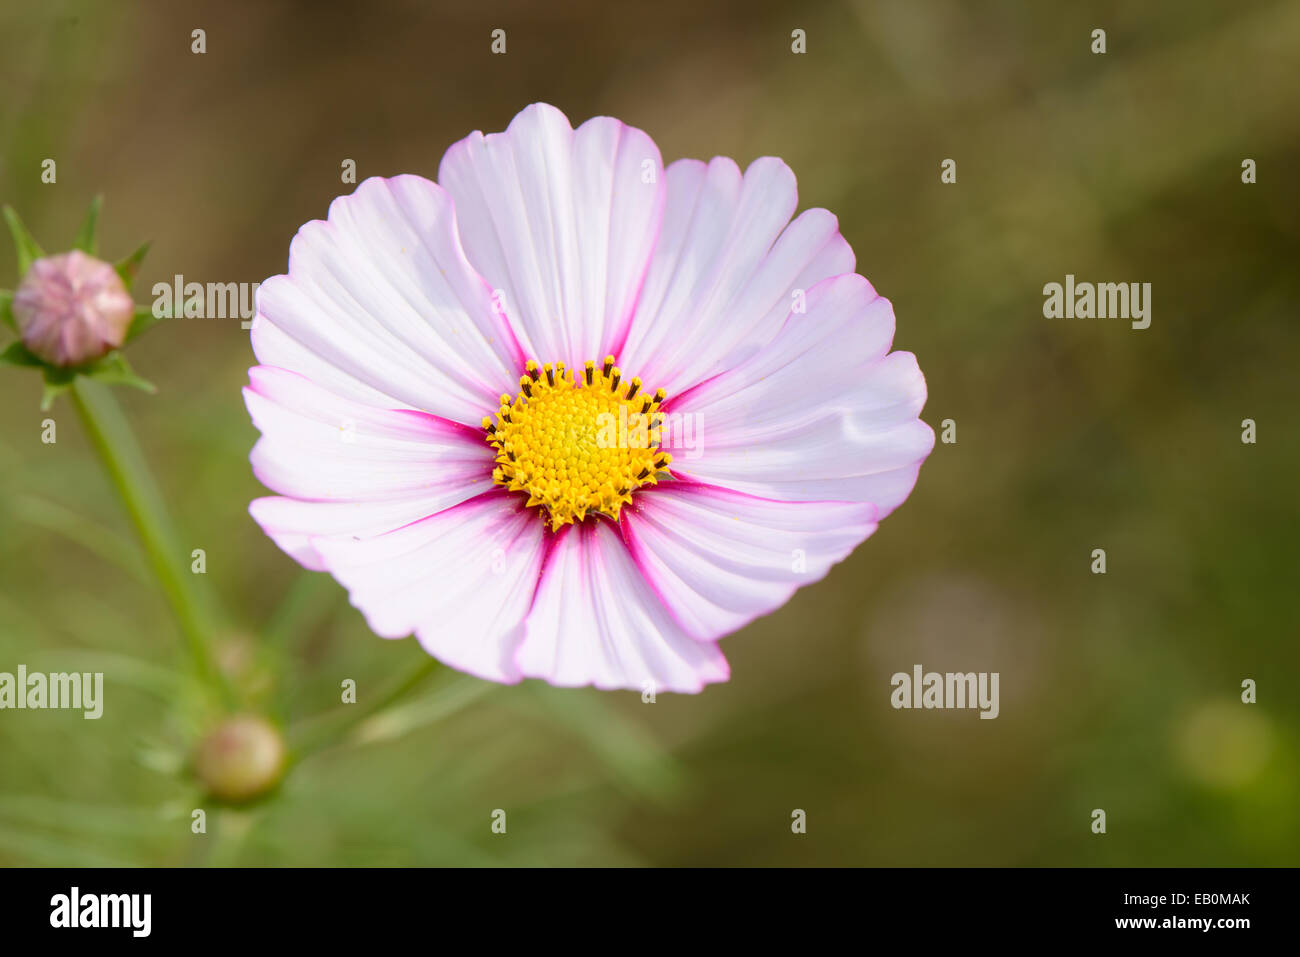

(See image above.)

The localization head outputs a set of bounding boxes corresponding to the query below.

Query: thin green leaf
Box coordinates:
[0,824,134,867]
[264,571,342,647]
[115,240,150,287]
[290,655,441,756]
[0,795,179,838]
[2,206,44,275]
[74,194,103,255]
[348,677,496,747]
[32,650,178,700]
[7,492,150,584]
[521,686,688,805]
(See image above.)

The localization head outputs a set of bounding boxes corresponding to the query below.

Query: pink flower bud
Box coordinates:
[12,250,134,366]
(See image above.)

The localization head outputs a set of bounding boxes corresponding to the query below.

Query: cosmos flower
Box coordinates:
[244,103,933,693]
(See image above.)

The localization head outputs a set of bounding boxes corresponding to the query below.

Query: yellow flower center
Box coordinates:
[484,356,673,530]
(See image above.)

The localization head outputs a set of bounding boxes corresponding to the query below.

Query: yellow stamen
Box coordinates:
[486,356,672,530]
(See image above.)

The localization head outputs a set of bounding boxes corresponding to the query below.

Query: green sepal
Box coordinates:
[0,289,14,333]
[125,303,164,344]
[115,241,151,288]
[39,365,75,411]
[74,194,104,256]
[1,340,44,367]
[81,351,156,394]
[5,344,155,410]
[3,206,44,276]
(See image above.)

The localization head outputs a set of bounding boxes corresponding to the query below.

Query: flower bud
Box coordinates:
[12,250,134,366]
[193,715,287,803]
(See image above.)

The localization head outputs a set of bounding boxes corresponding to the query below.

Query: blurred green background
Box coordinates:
[1,0,1297,866]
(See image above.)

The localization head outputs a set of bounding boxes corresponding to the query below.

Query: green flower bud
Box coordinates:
[193,715,287,803]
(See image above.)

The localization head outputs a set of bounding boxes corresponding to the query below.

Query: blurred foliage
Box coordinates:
[0,0,1297,865]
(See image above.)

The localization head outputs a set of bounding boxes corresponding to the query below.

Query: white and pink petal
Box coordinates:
[620,482,877,642]
[244,366,495,568]
[667,274,934,515]
[252,174,523,426]
[438,103,665,370]
[313,492,546,684]
[515,521,730,693]
[616,155,855,397]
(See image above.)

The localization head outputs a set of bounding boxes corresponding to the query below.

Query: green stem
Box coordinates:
[69,377,233,708]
